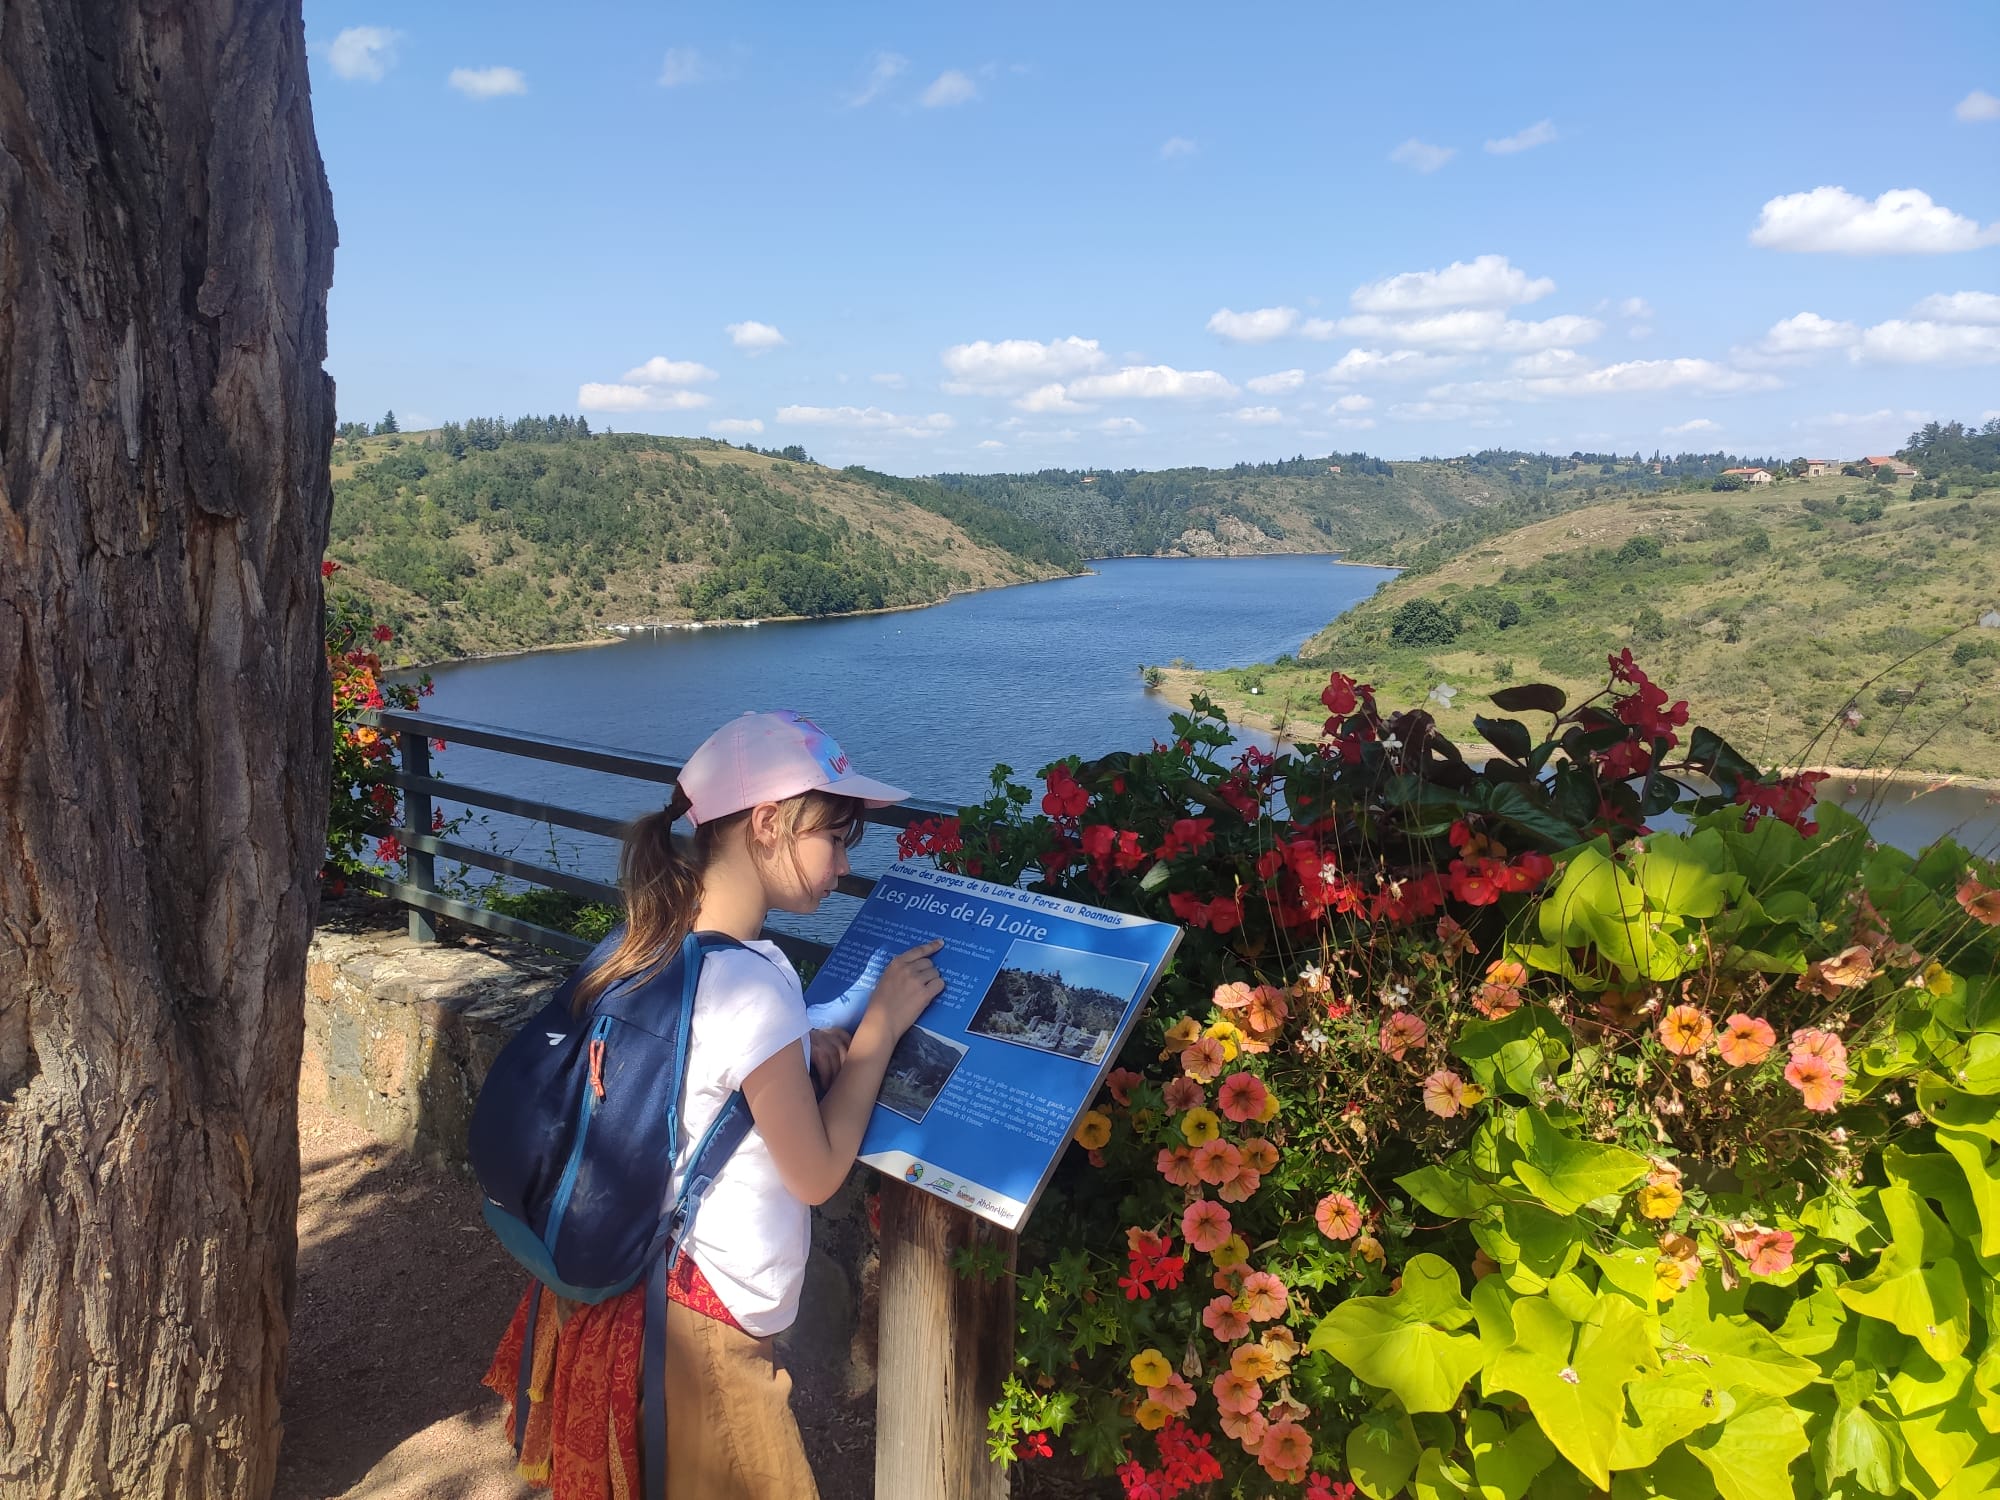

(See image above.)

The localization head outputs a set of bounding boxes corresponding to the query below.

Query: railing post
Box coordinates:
[875,1181,1015,1500]
[398,727,437,943]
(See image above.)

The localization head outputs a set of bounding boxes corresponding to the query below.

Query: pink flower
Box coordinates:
[1716,1014,1776,1067]
[1181,1036,1227,1082]
[1258,1420,1313,1483]
[1220,1406,1267,1452]
[1163,1076,1206,1113]
[1156,1147,1199,1188]
[1784,1052,1845,1112]
[1204,1295,1252,1342]
[1239,1271,1288,1322]
[1146,1372,1195,1414]
[1217,1169,1261,1203]
[1734,1227,1796,1277]
[1421,1069,1473,1119]
[1790,1027,1849,1070]
[1238,1137,1279,1174]
[1218,1072,1269,1123]
[1182,1198,1234,1254]
[1192,1139,1245,1187]
[1211,980,1255,1011]
[1104,1068,1143,1105]
[1378,1011,1428,1061]
[1315,1192,1362,1241]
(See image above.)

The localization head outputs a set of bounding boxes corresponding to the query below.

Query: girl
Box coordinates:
[485,710,944,1498]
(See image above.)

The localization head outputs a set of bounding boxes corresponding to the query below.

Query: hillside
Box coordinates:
[325,427,1083,661]
[1184,475,2000,778]
[930,449,1705,560]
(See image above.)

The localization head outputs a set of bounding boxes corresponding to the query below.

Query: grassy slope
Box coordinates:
[1188,477,2000,777]
[326,433,1077,662]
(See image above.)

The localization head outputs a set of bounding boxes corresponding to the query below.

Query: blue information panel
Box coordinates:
[804,863,1181,1230]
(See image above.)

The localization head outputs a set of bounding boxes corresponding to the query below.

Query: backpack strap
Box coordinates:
[511,1279,542,1460]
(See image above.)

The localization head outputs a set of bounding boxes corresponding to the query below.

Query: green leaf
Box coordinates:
[1481,781,1585,848]
[1837,1185,1971,1362]
[1958,1035,2000,1095]
[1899,1402,1988,1489]
[1464,1409,1558,1500]
[1508,1107,1650,1215]
[1687,1396,1810,1500]
[1308,1254,1482,1412]
[1537,839,1683,982]
[1413,1447,1474,1500]
[1588,1243,1664,1307]
[1474,715,1534,764]
[1770,1281,1849,1358]
[1472,1202,1588,1292]
[1815,1401,1904,1495]
[1397,1165,1498,1221]
[1610,1445,1720,1498]
[1627,829,1744,920]
[1489,683,1567,716]
[1482,1292,1659,1487]
[1453,1007,1569,1098]
[1610,1371,1729,1469]
[1661,1277,1819,1397]
[1347,1403,1422,1500]
[1888,1350,1971,1416]
[1936,1126,2000,1257]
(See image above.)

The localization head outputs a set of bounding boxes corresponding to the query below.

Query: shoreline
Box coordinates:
[1149,671,2000,795]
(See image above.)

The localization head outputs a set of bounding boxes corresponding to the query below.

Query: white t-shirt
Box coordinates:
[668,939,813,1337]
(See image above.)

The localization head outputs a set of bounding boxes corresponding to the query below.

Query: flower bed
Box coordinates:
[899,659,2000,1499]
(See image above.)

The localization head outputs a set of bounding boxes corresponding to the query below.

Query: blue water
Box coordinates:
[409,554,1998,943]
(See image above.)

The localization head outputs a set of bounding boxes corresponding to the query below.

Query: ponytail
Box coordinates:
[569,785,864,1013]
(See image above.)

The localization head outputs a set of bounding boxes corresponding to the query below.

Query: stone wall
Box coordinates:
[300,902,877,1388]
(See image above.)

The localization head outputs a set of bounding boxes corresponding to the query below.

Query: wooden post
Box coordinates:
[875,1180,1017,1499]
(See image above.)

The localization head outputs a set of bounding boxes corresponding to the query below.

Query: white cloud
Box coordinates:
[921,70,978,107]
[1796,408,1934,432]
[1160,136,1197,160]
[870,372,907,388]
[941,336,1106,393]
[1389,401,1490,421]
[1323,348,1463,383]
[1099,417,1147,435]
[1617,296,1653,320]
[1351,255,1554,313]
[322,26,400,82]
[1333,416,1377,430]
[660,48,706,87]
[1206,306,1299,343]
[1246,369,1306,395]
[1066,365,1238,401]
[1663,418,1721,435]
[1955,89,2000,123]
[1435,358,1781,402]
[578,384,710,412]
[1389,138,1455,173]
[1485,119,1557,154]
[620,356,719,385]
[846,51,907,107]
[1229,406,1285,425]
[709,418,765,436]
[449,66,527,98]
[1508,348,1596,377]
[1298,317,1341,339]
[1334,309,1602,352]
[1749,186,2000,254]
[1014,384,1088,414]
[977,439,1006,450]
[1329,394,1374,412]
[1757,311,1862,357]
[1912,291,2000,324]
[724,320,787,354]
[1856,319,2000,364]
[777,404,954,437]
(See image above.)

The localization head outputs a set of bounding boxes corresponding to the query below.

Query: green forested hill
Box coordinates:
[1188,470,2000,777]
[325,427,1084,661]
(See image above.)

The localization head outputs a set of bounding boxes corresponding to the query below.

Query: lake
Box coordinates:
[413,555,1999,941]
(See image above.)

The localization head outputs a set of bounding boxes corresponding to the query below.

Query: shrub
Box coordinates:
[1389,600,1458,647]
[909,661,2000,1498]
[1615,534,1663,564]
[324,572,433,886]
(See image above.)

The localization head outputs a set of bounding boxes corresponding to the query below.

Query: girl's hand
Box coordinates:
[867,939,946,1033]
[808,1028,851,1089]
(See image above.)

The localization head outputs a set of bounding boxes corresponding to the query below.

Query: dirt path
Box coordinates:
[277,1100,875,1499]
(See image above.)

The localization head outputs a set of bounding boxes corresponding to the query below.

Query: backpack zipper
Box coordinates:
[543,1014,612,1254]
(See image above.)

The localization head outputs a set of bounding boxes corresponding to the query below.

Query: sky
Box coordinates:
[305,1,2000,474]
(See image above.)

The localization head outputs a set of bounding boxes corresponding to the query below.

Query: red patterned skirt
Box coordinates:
[483,1256,742,1498]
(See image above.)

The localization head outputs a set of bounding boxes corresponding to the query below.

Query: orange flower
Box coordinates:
[1436,916,1479,960]
[1484,959,1527,989]
[1182,1198,1234,1253]
[1239,1271,1288,1322]
[1733,1226,1796,1276]
[1245,985,1289,1035]
[1472,983,1523,1019]
[1379,1011,1429,1061]
[1716,1014,1776,1067]
[1133,1399,1171,1431]
[1229,1342,1280,1382]
[1211,980,1255,1011]
[1257,1420,1313,1483]
[1790,1027,1849,1069]
[1315,1192,1362,1241]
[1181,1036,1227,1082]
[1217,1072,1269,1123]
[1238,1137,1279,1174]
[1073,1111,1112,1150]
[1657,1004,1714,1056]
[1219,1406,1267,1451]
[1160,1016,1202,1057]
[1784,1051,1845,1112]
[1156,1147,1199,1187]
[1211,1368,1261,1415]
[1192,1139,1245,1187]
[1958,876,2000,926]
[1145,1372,1194,1414]
[1103,1067,1143,1105]
[1803,943,1878,1000]
[1204,1294,1252,1341]
[1217,1169,1261,1203]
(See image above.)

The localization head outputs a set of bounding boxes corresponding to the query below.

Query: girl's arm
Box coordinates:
[741,940,944,1206]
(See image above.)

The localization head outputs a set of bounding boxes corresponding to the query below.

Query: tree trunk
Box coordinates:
[0,3,334,1495]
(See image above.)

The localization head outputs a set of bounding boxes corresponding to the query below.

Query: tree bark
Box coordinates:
[0,3,334,1495]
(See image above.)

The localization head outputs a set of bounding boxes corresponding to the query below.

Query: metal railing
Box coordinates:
[357,708,955,964]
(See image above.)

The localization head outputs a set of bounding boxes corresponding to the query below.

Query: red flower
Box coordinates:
[1014,1431,1052,1461]
[1320,672,1360,716]
[320,559,341,577]
[896,816,963,861]
[372,624,394,642]
[375,834,405,865]
[1041,763,1089,819]
[1157,817,1214,861]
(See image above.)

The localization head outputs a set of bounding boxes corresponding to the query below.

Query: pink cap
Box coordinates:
[676,711,909,825]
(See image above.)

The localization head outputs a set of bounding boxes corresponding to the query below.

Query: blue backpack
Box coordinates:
[469,927,753,1498]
